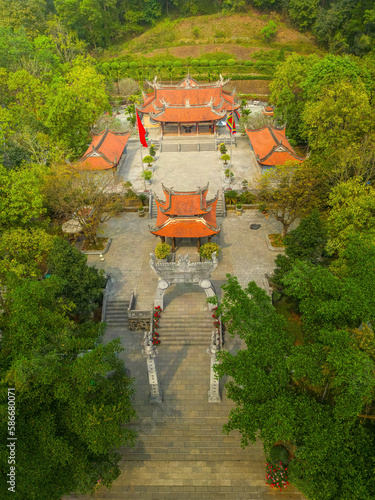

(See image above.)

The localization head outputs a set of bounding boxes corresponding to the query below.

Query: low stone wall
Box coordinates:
[128,310,151,331]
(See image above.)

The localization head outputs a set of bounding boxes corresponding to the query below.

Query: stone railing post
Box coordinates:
[207,330,221,403]
[142,331,162,404]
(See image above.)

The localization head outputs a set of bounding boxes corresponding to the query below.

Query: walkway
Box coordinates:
[63,210,308,500]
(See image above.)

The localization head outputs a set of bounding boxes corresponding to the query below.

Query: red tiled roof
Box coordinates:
[262,106,274,116]
[150,185,220,238]
[150,218,220,238]
[77,130,130,170]
[139,75,239,123]
[157,186,210,216]
[246,126,304,166]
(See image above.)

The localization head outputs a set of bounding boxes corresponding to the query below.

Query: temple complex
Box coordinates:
[76,129,130,171]
[149,184,220,252]
[137,74,240,136]
[246,125,305,171]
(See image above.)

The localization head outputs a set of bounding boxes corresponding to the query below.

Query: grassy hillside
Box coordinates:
[102,11,323,61]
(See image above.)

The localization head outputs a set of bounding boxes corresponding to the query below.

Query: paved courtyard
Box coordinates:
[65,140,306,500]
[118,134,261,196]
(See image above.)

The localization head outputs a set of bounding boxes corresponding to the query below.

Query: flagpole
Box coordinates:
[230,87,234,170]
[139,145,146,191]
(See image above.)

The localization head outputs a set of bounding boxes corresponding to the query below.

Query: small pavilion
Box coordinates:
[246,125,305,172]
[76,129,130,172]
[137,74,240,137]
[149,184,220,252]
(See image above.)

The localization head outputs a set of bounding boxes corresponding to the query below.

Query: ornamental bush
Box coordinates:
[209,60,218,67]
[129,61,138,69]
[173,61,182,67]
[221,154,230,164]
[238,192,256,204]
[219,59,227,66]
[269,445,290,465]
[219,143,227,154]
[155,242,171,260]
[164,60,173,67]
[191,59,200,66]
[227,59,236,66]
[120,62,129,70]
[143,155,154,166]
[200,59,209,67]
[199,242,220,260]
[111,61,119,70]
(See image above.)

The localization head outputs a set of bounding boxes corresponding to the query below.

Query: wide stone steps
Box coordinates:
[157,312,214,345]
[105,299,129,327]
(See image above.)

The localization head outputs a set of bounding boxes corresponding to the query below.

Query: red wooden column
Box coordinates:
[172,237,176,253]
[196,122,199,135]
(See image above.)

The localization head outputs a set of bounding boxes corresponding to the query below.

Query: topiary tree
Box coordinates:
[221,154,230,165]
[219,143,227,154]
[149,144,156,157]
[173,61,182,67]
[199,242,220,260]
[219,59,227,66]
[164,60,173,68]
[129,61,138,69]
[209,60,218,67]
[191,59,199,67]
[143,155,154,167]
[201,59,209,67]
[227,59,236,66]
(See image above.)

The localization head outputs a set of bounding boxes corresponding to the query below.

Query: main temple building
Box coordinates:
[137,74,240,137]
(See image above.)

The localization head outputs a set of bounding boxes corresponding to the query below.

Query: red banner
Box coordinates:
[136,111,148,147]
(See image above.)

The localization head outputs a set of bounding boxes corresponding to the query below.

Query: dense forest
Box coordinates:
[0,0,374,53]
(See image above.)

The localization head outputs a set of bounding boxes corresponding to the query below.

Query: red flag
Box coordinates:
[136,110,148,147]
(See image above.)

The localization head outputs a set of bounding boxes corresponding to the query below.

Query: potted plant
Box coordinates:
[225,190,238,205]
[221,154,230,167]
[138,205,145,217]
[199,242,220,261]
[241,179,249,191]
[142,170,152,184]
[142,155,155,169]
[219,143,227,155]
[155,242,171,260]
[235,203,243,215]
[224,168,234,184]
[149,144,156,157]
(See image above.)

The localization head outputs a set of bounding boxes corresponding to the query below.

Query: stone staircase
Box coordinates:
[158,309,214,346]
[65,289,306,500]
[104,298,129,328]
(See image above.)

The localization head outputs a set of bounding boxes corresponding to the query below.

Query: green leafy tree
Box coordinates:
[44,166,125,245]
[272,209,327,287]
[0,277,136,500]
[42,60,110,152]
[47,237,106,321]
[0,228,54,279]
[0,163,46,233]
[326,177,375,257]
[211,273,375,500]
[258,161,323,237]
[302,80,373,165]
[261,20,277,41]
[288,0,319,31]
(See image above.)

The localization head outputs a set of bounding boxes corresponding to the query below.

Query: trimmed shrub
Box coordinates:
[227,59,236,66]
[269,445,289,465]
[129,61,138,69]
[155,243,171,260]
[164,60,173,67]
[200,59,209,66]
[111,61,119,70]
[101,62,110,73]
[199,242,220,260]
[120,62,129,70]
[245,60,254,66]
[209,60,218,67]
[173,61,182,67]
[219,59,227,66]
[191,59,200,66]
[156,60,164,67]
[238,192,256,204]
